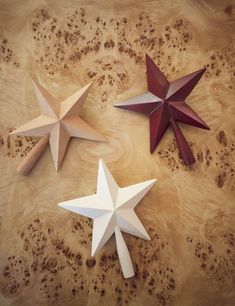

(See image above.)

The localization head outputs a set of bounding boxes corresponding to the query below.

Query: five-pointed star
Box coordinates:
[115,54,210,165]
[11,79,105,171]
[58,159,156,278]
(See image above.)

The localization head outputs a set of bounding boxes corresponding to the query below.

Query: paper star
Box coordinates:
[11,79,105,173]
[58,159,156,278]
[115,54,210,165]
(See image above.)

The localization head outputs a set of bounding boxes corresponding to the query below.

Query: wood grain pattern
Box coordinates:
[0,0,234,305]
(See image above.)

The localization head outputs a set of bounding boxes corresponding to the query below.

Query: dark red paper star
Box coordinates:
[115,54,210,166]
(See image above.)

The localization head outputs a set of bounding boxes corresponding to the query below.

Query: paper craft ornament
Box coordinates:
[11,79,105,174]
[115,54,210,166]
[58,159,156,278]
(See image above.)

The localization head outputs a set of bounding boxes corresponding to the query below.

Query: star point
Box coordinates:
[58,159,157,278]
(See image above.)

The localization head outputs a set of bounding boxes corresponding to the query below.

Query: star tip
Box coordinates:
[201,123,210,130]
[54,162,61,172]
[84,82,93,91]
[146,235,151,241]
[31,77,39,87]
[142,232,151,241]
[99,159,105,166]
[197,67,206,75]
[58,202,64,208]
[148,178,157,187]
[98,159,104,168]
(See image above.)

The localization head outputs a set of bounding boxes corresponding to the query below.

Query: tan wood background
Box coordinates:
[0,0,234,305]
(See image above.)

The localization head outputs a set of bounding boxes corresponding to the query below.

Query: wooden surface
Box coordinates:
[0,0,234,305]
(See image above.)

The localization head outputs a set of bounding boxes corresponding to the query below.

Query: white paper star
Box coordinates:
[58,159,157,278]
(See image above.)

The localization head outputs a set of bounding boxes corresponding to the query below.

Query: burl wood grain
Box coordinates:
[0,1,234,305]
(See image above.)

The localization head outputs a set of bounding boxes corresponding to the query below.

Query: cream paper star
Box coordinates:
[58,159,157,278]
[11,79,105,172]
